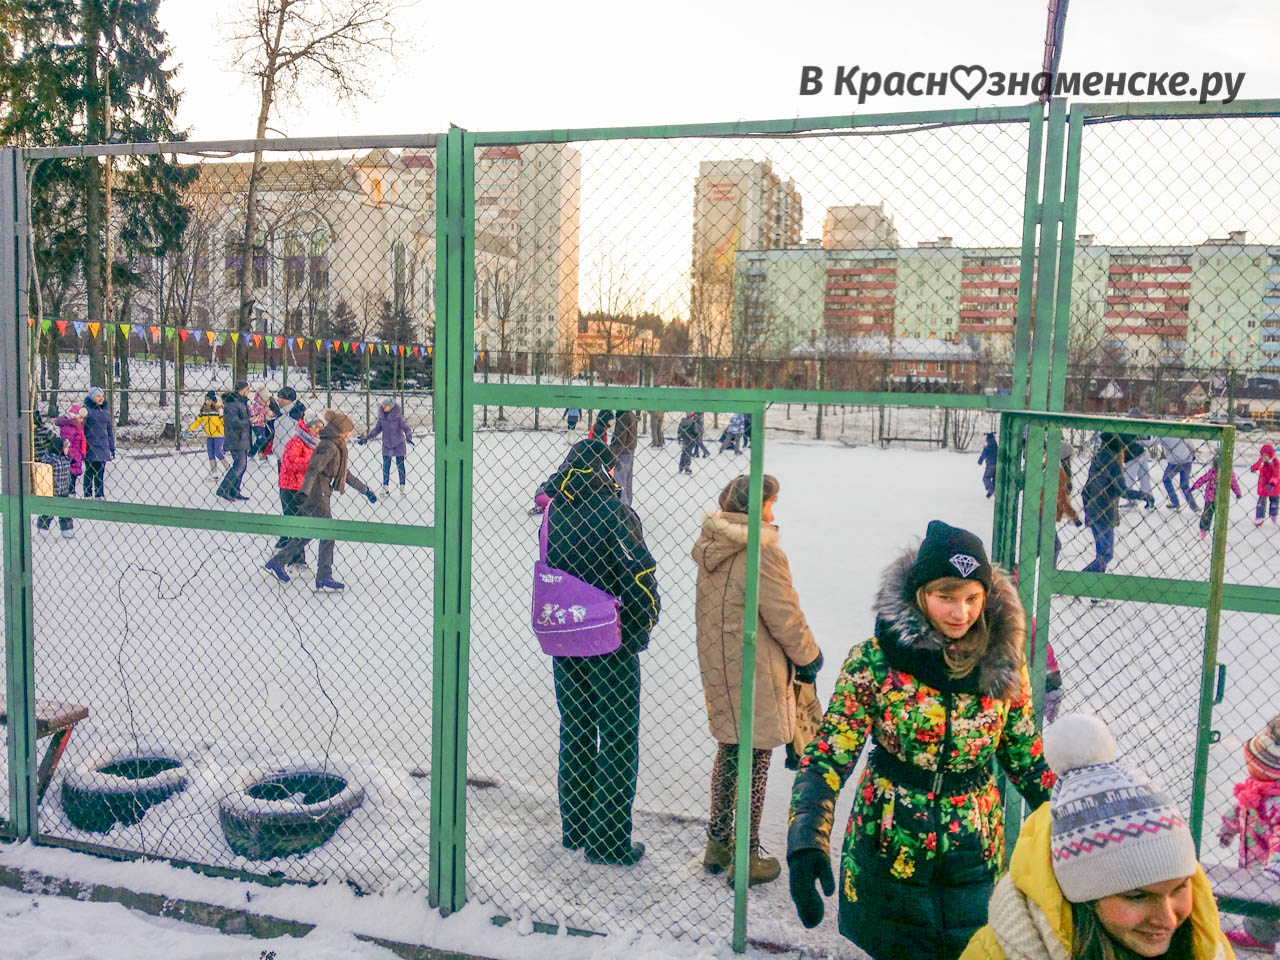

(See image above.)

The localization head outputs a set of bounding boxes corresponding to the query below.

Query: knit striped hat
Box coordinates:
[1044,714,1197,902]
[1245,714,1280,782]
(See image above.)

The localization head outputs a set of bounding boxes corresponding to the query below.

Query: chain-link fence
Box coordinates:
[2,101,1278,954]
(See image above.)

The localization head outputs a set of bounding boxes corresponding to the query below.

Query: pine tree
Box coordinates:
[320,299,361,388]
[0,0,192,412]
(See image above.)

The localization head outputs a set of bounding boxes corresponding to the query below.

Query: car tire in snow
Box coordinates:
[60,743,191,833]
[218,768,364,860]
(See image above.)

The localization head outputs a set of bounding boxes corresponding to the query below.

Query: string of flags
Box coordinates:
[29,316,431,358]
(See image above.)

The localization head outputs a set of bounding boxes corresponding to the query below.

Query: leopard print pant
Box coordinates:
[707,742,771,849]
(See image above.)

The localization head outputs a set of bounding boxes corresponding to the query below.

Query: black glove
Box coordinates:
[406,438,414,445]
[794,652,823,685]
[357,438,366,446]
[365,490,377,503]
[788,848,834,928]
[1074,519,1083,527]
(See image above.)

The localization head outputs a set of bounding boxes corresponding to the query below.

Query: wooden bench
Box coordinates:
[0,697,90,801]
[1206,863,1280,922]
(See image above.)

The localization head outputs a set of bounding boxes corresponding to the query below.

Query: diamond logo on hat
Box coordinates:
[949,554,980,577]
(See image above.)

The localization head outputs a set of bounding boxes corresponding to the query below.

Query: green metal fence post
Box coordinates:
[431,127,476,916]
[1,147,38,838]
[1027,98,1067,410]
[1190,426,1235,853]
[1010,102,1045,399]
[732,402,767,954]
[1047,106,1084,413]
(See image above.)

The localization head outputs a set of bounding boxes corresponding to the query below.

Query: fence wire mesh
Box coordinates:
[3,104,1278,950]
[469,122,1035,394]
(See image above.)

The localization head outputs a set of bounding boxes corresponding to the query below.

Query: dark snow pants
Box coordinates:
[83,461,106,499]
[1257,495,1279,520]
[982,467,996,497]
[217,451,247,498]
[275,487,305,549]
[552,649,641,860]
[270,503,334,581]
[1082,520,1115,573]
[382,455,406,486]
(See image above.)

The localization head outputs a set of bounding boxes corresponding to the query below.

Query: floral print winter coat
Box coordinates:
[788,548,1055,960]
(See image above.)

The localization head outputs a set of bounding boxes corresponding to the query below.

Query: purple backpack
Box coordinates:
[531,505,622,657]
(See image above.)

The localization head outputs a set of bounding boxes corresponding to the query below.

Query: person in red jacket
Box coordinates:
[1250,442,1280,527]
[274,417,323,565]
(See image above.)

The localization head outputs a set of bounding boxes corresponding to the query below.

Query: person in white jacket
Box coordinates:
[1160,435,1199,511]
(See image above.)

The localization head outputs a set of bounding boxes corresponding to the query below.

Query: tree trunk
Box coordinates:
[83,13,106,388]
[649,411,665,447]
[116,298,131,426]
[237,63,278,382]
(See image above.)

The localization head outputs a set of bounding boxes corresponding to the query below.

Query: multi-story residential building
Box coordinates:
[690,159,803,356]
[474,144,581,361]
[733,230,1275,374]
[822,204,898,250]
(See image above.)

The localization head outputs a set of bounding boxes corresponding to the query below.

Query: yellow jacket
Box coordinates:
[961,804,1233,960]
[187,413,224,438]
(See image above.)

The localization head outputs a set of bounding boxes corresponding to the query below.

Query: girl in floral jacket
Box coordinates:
[1218,713,1280,950]
[788,521,1055,960]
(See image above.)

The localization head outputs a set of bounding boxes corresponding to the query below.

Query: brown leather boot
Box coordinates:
[726,848,781,886]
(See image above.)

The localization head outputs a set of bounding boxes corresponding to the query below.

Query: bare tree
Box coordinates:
[223,0,408,380]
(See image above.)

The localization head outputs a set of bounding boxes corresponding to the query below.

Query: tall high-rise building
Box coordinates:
[690,159,802,356]
[474,144,581,359]
[822,204,898,250]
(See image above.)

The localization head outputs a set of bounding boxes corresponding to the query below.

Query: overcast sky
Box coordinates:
[160,0,1280,140]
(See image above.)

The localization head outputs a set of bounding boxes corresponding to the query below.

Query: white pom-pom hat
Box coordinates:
[1045,713,1197,902]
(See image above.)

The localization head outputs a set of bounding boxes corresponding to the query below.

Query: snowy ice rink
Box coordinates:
[8,385,1278,955]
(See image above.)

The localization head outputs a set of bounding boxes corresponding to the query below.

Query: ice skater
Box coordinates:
[248,385,273,459]
[216,380,252,502]
[677,412,699,475]
[611,409,638,506]
[274,416,323,564]
[562,408,581,433]
[265,410,377,591]
[1121,427,1155,508]
[1190,462,1242,540]
[54,405,87,496]
[1218,714,1280,951]
[1081,432,1126,574]
[187,391,225,479]
[359,397,413,496]
[1249,442,1279,526]
[978,431,998,498]
[720,412,745,454]
[81,386,114,500]
[1159,433,1199,511]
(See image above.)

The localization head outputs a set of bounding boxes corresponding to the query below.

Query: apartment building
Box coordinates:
[690,159,803,356]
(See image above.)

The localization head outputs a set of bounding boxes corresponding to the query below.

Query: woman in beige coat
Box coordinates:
[692,474,822,886]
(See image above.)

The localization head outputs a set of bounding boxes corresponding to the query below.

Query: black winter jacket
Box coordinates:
[222,392,251,452]
[543,441,660,654]
[1082,441,1125,528]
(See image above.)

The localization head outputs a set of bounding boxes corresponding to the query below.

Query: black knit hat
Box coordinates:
[277,386,297,401]
[904,521,993,597]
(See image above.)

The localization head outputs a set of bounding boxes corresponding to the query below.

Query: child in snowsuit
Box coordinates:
[82,386,114,499]
[720,413,745,454]
[1249,442,1279,526]
[1190,464,1242,539]
[1218,714,1280,950]
[978,432,998,498]
[563,408,581,433]
[677,412,699,475]
[248,386,273,459]
[359,397,412,495]
[187,391,225,478]
[36,436,74,537]
[274,417,323,561]
[54,405,87,496]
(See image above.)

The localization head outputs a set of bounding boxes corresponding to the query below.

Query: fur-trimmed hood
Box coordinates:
[691,511,780,574]
[873,544,1024,700]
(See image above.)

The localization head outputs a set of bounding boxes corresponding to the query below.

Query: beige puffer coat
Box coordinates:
[692,511,821,749]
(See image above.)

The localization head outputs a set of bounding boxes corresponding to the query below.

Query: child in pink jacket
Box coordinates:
[1219,714,1280,950]
[54,405,88,496]
[1190,463,1242,539]
[1250,442,1280,526]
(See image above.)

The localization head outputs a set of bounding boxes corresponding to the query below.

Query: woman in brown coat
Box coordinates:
[692,474,823,886]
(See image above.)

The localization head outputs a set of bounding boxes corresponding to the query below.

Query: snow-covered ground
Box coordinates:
[6,362,1278,955]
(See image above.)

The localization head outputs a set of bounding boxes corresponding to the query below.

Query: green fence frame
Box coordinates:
[5,95,1280,948]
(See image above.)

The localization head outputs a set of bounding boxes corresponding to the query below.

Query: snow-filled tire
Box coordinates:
[218,767,364,860]
[60,743,191,833]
